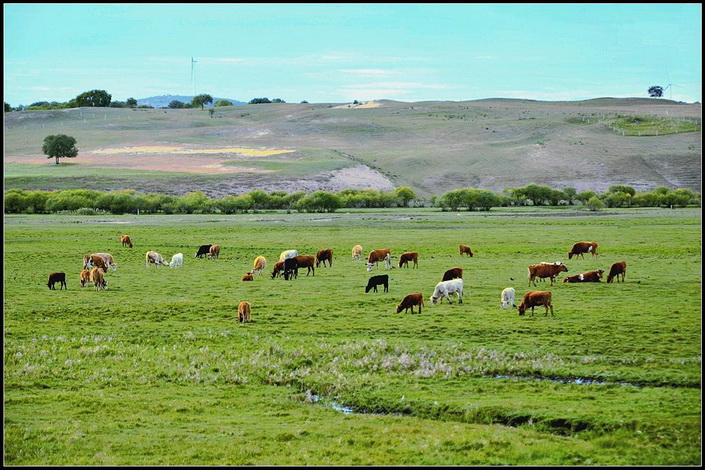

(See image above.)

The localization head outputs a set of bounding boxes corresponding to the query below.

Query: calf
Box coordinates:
[79,269,91,287]
[441,267,463,282]
[121,234,133,248]
[252,256,267,275]
[316,249,333,268]
[238,301,251,323]
[398,252,418,269]
[459,244,474,257]
[47,272,67,290]
[563,270,604,283]
[94,253,117,271]
[396,292,424,314]
[195,244,212,258]
[365,274,389,293]
[169,253,184,268]
[528,262,568,286]
[501,287,516,309]
[606,261,627,283]
[283,257,299,280]
[352,244,363,261]
[241,272,254,282]
[146,250,169,268]
[90,267,108,291]
[518,291,554,316]
[208,244,221,259]
[271,261,285,278]
[430,278,464,305]
[294,255,315,276]
[568,241,599,260]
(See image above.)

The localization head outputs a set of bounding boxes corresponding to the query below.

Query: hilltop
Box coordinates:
[3,98,701,198]
[136,95,246,108]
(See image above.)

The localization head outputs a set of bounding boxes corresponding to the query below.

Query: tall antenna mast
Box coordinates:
[191,57,197,96]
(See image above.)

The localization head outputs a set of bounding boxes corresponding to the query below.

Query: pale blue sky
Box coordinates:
[3,3,702,106]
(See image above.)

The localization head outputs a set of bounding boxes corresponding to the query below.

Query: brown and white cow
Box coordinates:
[83,254,109,273]
[238,301,251,323]
[352,244,363,261]
[121,234,133,248]
[367,248,391,272]
[459,244,474,257]
[294,255,316,276]
[568,242,599,260]
[95,253,117,271]
[563,270,604,283]
[252,256,267,275]
[606,261,627,283]
[442,267,463,282]
[209,244,221,259]
[79,269,92,287]
[398,252,418,269]
[518,291,553,316]
[47,272,67,290]
[316,249,333,268]
[145,250,169,268]
[528,262,568,286]
[396,292,424,314]
[90,267,108,291]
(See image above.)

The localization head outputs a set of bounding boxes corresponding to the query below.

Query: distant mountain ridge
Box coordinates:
[136,95,246,108]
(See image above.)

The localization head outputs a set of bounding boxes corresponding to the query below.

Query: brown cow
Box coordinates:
[84,254,109,273]
[367,248,391,272]
[242,272,254,281]
[294,255,316,276]
[121,234,133,248]
[442,267,463,282]
[518,291,554,316]
[79,269,91,287]
[606,261,627,283]
[47,272,67,290]
[238,301,251,323]
[528,262,568,286]
[316,249,333,268]
[398,252,418,269]
[563,270,604,283]
[459,244,474,257]
[90,267,108,291]
[568,242,599,259]
[209,244,221,259]
[396,292,424,314]
[271,261,285,278]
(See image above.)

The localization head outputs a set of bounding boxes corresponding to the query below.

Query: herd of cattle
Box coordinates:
[47,236,627,321]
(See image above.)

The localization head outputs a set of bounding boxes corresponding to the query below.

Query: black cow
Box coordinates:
[365,274,389,293]
[195,244,212,258]
[283,258,298,280]
[47,272,67,290]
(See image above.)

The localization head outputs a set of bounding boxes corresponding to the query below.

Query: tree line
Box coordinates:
[4,184,699,215]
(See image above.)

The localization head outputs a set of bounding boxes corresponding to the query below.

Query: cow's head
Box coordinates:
[518,303,526,315]
[366,263,373,272]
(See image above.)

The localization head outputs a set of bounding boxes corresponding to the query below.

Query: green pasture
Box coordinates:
[3,208,701,465]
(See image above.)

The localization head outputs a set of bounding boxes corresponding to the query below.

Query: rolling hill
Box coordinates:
[3,98,701,199]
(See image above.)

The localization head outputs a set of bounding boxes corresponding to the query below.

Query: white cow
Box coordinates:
[169,253,184,268]
[352,244,363,261]
[430,278,464,305]
[500,287,516,309]
[146,250,169,268]
[279,250,298,262]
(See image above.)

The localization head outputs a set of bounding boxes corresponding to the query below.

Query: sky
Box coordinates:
[3,3,702,106]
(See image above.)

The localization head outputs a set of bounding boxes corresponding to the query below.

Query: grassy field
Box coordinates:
[3,207,701,465]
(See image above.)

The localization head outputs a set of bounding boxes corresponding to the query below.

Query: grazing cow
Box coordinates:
[252,256,267,275]
[93,253,117,271]
[121,234,133,248]
[430,278,464,305]
[271,261,285,278]
[83,254,109,273]
[441,267,463,282]
[396,293,424,314]
[398,252,419,269]
[47,272,67,290]
[169,253,184,268]
[518,291,554,316]
[568,242,599,260]
[279,250,298,262]
[528,262,568,286]
[563,270,604,283]
[501,287,516,309]
[365,274,389,293]
[238,301,251,323]
[294,255,315,276]
[79,269,91,287]
[242,272,254,281]
[208,244,221,259]
[352,244,363,261]
[283,258,299,280]
[606,261,627,283]
[145,250,169,268]
[316,249,333,268]
[195,244,212,258]
[366,249,391,272]
[90,267,108,291]
[459,244,474,257]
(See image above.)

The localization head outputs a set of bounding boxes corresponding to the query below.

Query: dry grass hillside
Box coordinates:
[3,98,701,198]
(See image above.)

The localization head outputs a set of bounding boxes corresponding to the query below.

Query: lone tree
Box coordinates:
[192,94,213,109]
[42,134,78,164]
[648,85,664,98]
[75,89,112,107]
